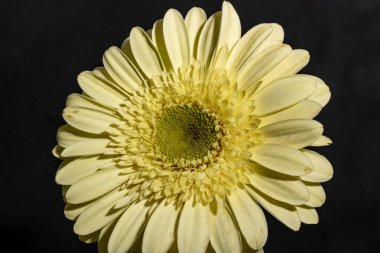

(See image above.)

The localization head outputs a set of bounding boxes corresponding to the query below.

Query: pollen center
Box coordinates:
[156,105,220,164]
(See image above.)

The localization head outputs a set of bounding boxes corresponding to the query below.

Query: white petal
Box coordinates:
[210,200,242,253]
[163,9,190,71]
[259,100,322,127]
[56,155,115,185]
[255,119,323,149]
[301,150,333,182]
[246,187,301,231]
[310,135,332,146]
[296,206,319,224]
[197,11,222,67]
[63,106,121,134]
[61,139,110,157]
[108,200,150,253]
[177,200,210,253]
[250,144,313,176]
[102,46,145,92]
[77,70,127,108]
[248,169,309,205]
[304,183,326,207]
[217,1,241,51]
[252,75,317,116]
[74,188,126,235]
[238,44,291,89]
[185,7,207,58]
[142,200,180,253]
[227,187,267,250]
[130,27,163,78]
[66,168,129,204]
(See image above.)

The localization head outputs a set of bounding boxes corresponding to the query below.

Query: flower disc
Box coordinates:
[155,105,220,164]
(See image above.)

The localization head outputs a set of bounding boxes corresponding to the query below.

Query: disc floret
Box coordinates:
[155,104,224,168]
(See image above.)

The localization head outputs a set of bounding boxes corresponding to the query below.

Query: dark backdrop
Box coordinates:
[2,0,380,252]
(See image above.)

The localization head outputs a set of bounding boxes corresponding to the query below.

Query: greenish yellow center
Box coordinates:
[156,105,219,163]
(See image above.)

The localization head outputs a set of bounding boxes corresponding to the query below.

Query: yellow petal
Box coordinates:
[259,100,322,127]
[52,145,64,158]
[177,200,210,253]
[227,187,267,250]
[92,66,126,88]
[56,156,115,185]
[246,187,301,231]
[79,230,100,243]
[152,19,172,71]
[66,168,129,204]
[255,23,284,54]
[197,11,222,67]
[130,27,163,78]
[248,171,309,205]
[63,106,121,134]
[210,201,242,253]
[120,37,134,60]
[57,125,101,148]
[250,144,313,176]
[163,9,190,71]
[238,44,291,89]
[252,75,317,116]
[296,205,319,224]
[301,150,333,182]
[185,7,207,58]
[304,183,326,207]
[300,75,331,107]
[226,24,274,76]
[255,119,323,149]
[74,188,126,235]
[217,1,241,51]
[102,46,145,92]
[67,92,112,111]
[108,200,149,253]
[259,49,310,88]
[210,44,229,69]
[64,202,91,220]
[227,23,284,76]
[98,221,117,253]
[77,70,127,108]
[61,139,110,157]
[142,201,180,253]
[310,135,332,146]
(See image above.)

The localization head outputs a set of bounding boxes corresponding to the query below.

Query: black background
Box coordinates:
[3,0,380,252]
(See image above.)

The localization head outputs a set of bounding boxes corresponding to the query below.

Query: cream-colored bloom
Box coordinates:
[53,2,333,253]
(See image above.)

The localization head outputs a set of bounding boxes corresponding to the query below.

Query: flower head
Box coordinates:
[54,1,333,252]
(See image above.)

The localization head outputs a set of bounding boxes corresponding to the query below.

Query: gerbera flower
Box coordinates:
[53,1,333,252]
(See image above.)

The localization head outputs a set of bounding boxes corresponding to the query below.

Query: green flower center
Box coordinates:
[156,105,220,164]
